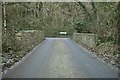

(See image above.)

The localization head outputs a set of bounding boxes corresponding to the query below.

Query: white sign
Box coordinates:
[60,32,67,35]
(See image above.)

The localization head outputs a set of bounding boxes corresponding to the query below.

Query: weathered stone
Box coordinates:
[73,33,98,48]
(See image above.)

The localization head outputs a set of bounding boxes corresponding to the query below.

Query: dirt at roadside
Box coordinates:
[79,41,119,68]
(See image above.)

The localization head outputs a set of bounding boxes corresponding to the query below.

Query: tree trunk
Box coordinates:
[77,2,91,20]
[116,2,120,50]
[0,2,2,52]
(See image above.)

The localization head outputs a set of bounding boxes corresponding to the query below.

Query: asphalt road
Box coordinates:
[2,38,118,78]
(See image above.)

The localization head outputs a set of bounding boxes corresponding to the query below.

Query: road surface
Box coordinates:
[2,38,118,78]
